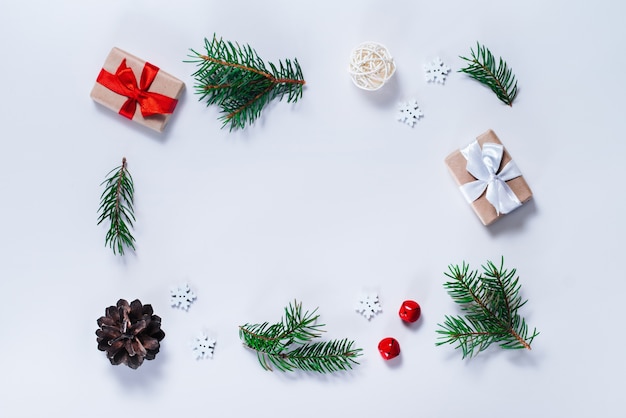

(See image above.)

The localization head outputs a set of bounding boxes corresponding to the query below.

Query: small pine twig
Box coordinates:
[458,42,518,106]
[97,157,136,255]
[436,257,539,358]
[186,34,306,131]
[239,300,362,373]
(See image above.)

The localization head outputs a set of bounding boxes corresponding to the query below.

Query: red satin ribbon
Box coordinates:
[96,59,178,119]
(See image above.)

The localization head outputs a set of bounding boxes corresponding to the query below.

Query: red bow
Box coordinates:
[96,59,178,120]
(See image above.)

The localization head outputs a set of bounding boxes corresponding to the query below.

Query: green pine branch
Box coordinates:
[97,157,135,255]
[458,42,518,106]
[436,257,538,358]
[239,300,362,373]
[186,34,306,131]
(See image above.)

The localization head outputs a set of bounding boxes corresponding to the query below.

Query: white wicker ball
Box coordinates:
[348,42,396,91]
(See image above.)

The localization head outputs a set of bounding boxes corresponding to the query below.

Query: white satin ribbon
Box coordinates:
[459,141,522,215]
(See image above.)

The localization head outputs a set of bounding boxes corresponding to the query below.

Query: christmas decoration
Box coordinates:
[355,292,383,320]
[90,47,184,132]
[96,299,166,369]
[445,130,532,225]
[378,337,401,360]
[191,333,216,360]
[436,258,539,359]
[170,283,196,311]
[458,42,518,106]
[399,300,421,323]
[397,99,423,127]
[97,157,136,255]
[239,300,362,373]
[348,42,396,91]
[187,35,305,131]
[424,57,450,84]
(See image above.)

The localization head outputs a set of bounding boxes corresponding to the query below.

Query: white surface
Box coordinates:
[1,0,625,416]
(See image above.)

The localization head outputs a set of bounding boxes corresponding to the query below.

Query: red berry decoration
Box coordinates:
[399,300,421,323]
[378,337,400,360]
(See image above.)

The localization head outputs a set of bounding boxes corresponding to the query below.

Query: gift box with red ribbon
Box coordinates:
[90,47,184,132]
[445,129,532,226]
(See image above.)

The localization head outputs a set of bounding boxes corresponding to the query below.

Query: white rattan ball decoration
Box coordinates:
[348,42,396,91]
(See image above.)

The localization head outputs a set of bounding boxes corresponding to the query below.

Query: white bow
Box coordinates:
[459,141,522,215]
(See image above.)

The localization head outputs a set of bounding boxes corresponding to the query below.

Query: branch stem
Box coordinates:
[199,55,305,85]
[113,158,127,243]
[472,58,512,107]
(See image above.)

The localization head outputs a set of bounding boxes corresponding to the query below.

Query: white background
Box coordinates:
[1,0,624,416]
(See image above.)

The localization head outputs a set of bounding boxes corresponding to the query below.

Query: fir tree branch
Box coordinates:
[276,339,362,373]
[436,257,539,358]
[458,42,518,106]
[97,157,135,255]
[239,301,323,357]
[239,300,362,373]
[186,34,306,131]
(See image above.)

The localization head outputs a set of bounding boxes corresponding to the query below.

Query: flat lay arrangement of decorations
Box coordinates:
[3,1,623,418]
[86,27,539,375]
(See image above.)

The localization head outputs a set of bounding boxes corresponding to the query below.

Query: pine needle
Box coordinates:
[436,257,539,358]
[186,34,306,131]
[97,157,136,255]
[239,300,362,373]
[458,42,518,106]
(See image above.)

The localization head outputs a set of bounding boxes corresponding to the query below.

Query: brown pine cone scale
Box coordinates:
[96,299,165,369]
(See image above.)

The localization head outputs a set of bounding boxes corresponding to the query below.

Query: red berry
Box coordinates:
[378,337,400,360]
[399,300,421,323]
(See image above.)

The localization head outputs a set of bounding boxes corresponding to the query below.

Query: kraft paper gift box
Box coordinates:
[90,47,184,132]
[445,129,532,226]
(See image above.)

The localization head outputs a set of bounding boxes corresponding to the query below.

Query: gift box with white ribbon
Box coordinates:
[445,129,532,226]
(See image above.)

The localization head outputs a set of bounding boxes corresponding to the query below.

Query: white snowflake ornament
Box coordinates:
[170,283,197,311]
[397,100,423,127]
[424,57,451,84]
[355,293,383,320]
[191,333,216,360]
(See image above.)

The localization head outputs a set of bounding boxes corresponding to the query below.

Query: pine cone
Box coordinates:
[96,299,165,369]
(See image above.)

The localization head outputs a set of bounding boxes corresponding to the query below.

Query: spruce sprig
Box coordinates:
[436,258,538,358]
[239,300,362,373]
[459,42,518,106]
[187,35,306,131]
[97,157,135,255]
